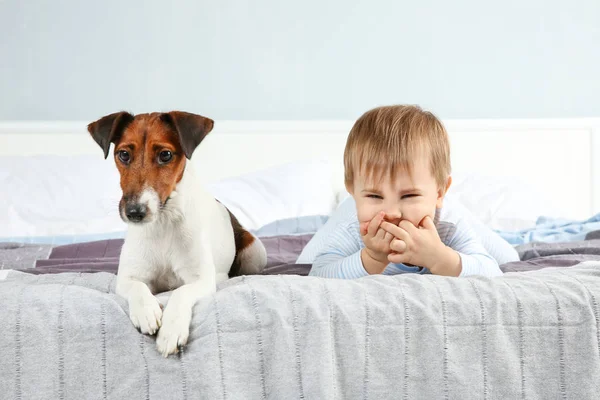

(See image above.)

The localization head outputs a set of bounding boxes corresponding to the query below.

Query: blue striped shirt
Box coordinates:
[303,196,508,279]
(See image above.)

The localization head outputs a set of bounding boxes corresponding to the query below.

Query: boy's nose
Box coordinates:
[384,210,402,225]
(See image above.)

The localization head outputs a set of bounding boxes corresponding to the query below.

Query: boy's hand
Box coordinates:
[359,211,394,274]
[381,216,461,276]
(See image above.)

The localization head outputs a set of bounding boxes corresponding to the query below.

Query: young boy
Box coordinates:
[308,105,504,279]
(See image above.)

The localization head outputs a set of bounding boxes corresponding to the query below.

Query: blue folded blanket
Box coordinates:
[495,213,600,245]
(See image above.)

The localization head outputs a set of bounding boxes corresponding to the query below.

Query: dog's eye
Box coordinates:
[158,151,173,164]
[118,150,130,164]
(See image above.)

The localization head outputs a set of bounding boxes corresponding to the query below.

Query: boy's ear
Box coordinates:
[344,180,354,195]
[436,175,452,208]
[444,175,452,193]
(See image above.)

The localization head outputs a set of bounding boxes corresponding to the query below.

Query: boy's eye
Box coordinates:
[401,194,418,199]
[366,194,383,199]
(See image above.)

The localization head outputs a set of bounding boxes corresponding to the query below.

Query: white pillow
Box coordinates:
[448,173,562,231]
[205,159,338,230]
[0,155,125,239]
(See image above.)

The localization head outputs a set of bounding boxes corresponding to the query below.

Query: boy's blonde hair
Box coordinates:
[344,105,451,189]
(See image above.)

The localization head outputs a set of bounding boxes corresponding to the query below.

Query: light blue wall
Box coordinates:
[1,0,598,121]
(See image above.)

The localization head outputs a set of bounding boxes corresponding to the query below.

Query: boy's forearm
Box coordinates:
[456,252,503,277]
[360,248,389,275]
[429,246,462,277]
[311,250,374,279]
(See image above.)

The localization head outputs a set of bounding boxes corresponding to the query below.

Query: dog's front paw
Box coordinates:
[129,294,163,335]
[156,310,191,357]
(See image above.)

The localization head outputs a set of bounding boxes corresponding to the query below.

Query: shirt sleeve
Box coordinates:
[308,223,370,279]
[445,219,504,277]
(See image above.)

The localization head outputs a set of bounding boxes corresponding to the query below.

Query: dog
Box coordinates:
[87,111,267,357]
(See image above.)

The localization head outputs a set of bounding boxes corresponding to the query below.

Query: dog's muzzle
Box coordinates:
[121,189,161,224]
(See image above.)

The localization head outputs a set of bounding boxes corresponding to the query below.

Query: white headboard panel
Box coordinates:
[1,118,599,220]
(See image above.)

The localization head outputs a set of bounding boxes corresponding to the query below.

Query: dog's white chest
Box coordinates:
[145,223,190,271]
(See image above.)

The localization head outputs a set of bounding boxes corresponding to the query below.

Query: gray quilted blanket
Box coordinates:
[1,263,600,399]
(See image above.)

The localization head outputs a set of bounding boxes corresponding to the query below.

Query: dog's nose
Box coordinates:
[126,204,147,222]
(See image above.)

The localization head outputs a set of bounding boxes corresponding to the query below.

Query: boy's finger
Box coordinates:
[360,222,369,236]
[388,252,407,264]
[390,238,406,253]
[367,212,385,236]
[419,215,436,230]
[399,219,417,234]
[381,221,410,241]
[383,231,394,244]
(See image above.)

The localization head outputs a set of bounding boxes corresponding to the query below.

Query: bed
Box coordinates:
[1,118,600,398]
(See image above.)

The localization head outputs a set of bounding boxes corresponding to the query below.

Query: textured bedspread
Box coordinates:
[1,263,600,399]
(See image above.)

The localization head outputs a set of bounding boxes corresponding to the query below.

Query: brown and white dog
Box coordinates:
[87,111,267,357]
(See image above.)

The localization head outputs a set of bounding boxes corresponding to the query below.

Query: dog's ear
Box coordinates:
[87,111,135,159]
[160,111,214,159]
